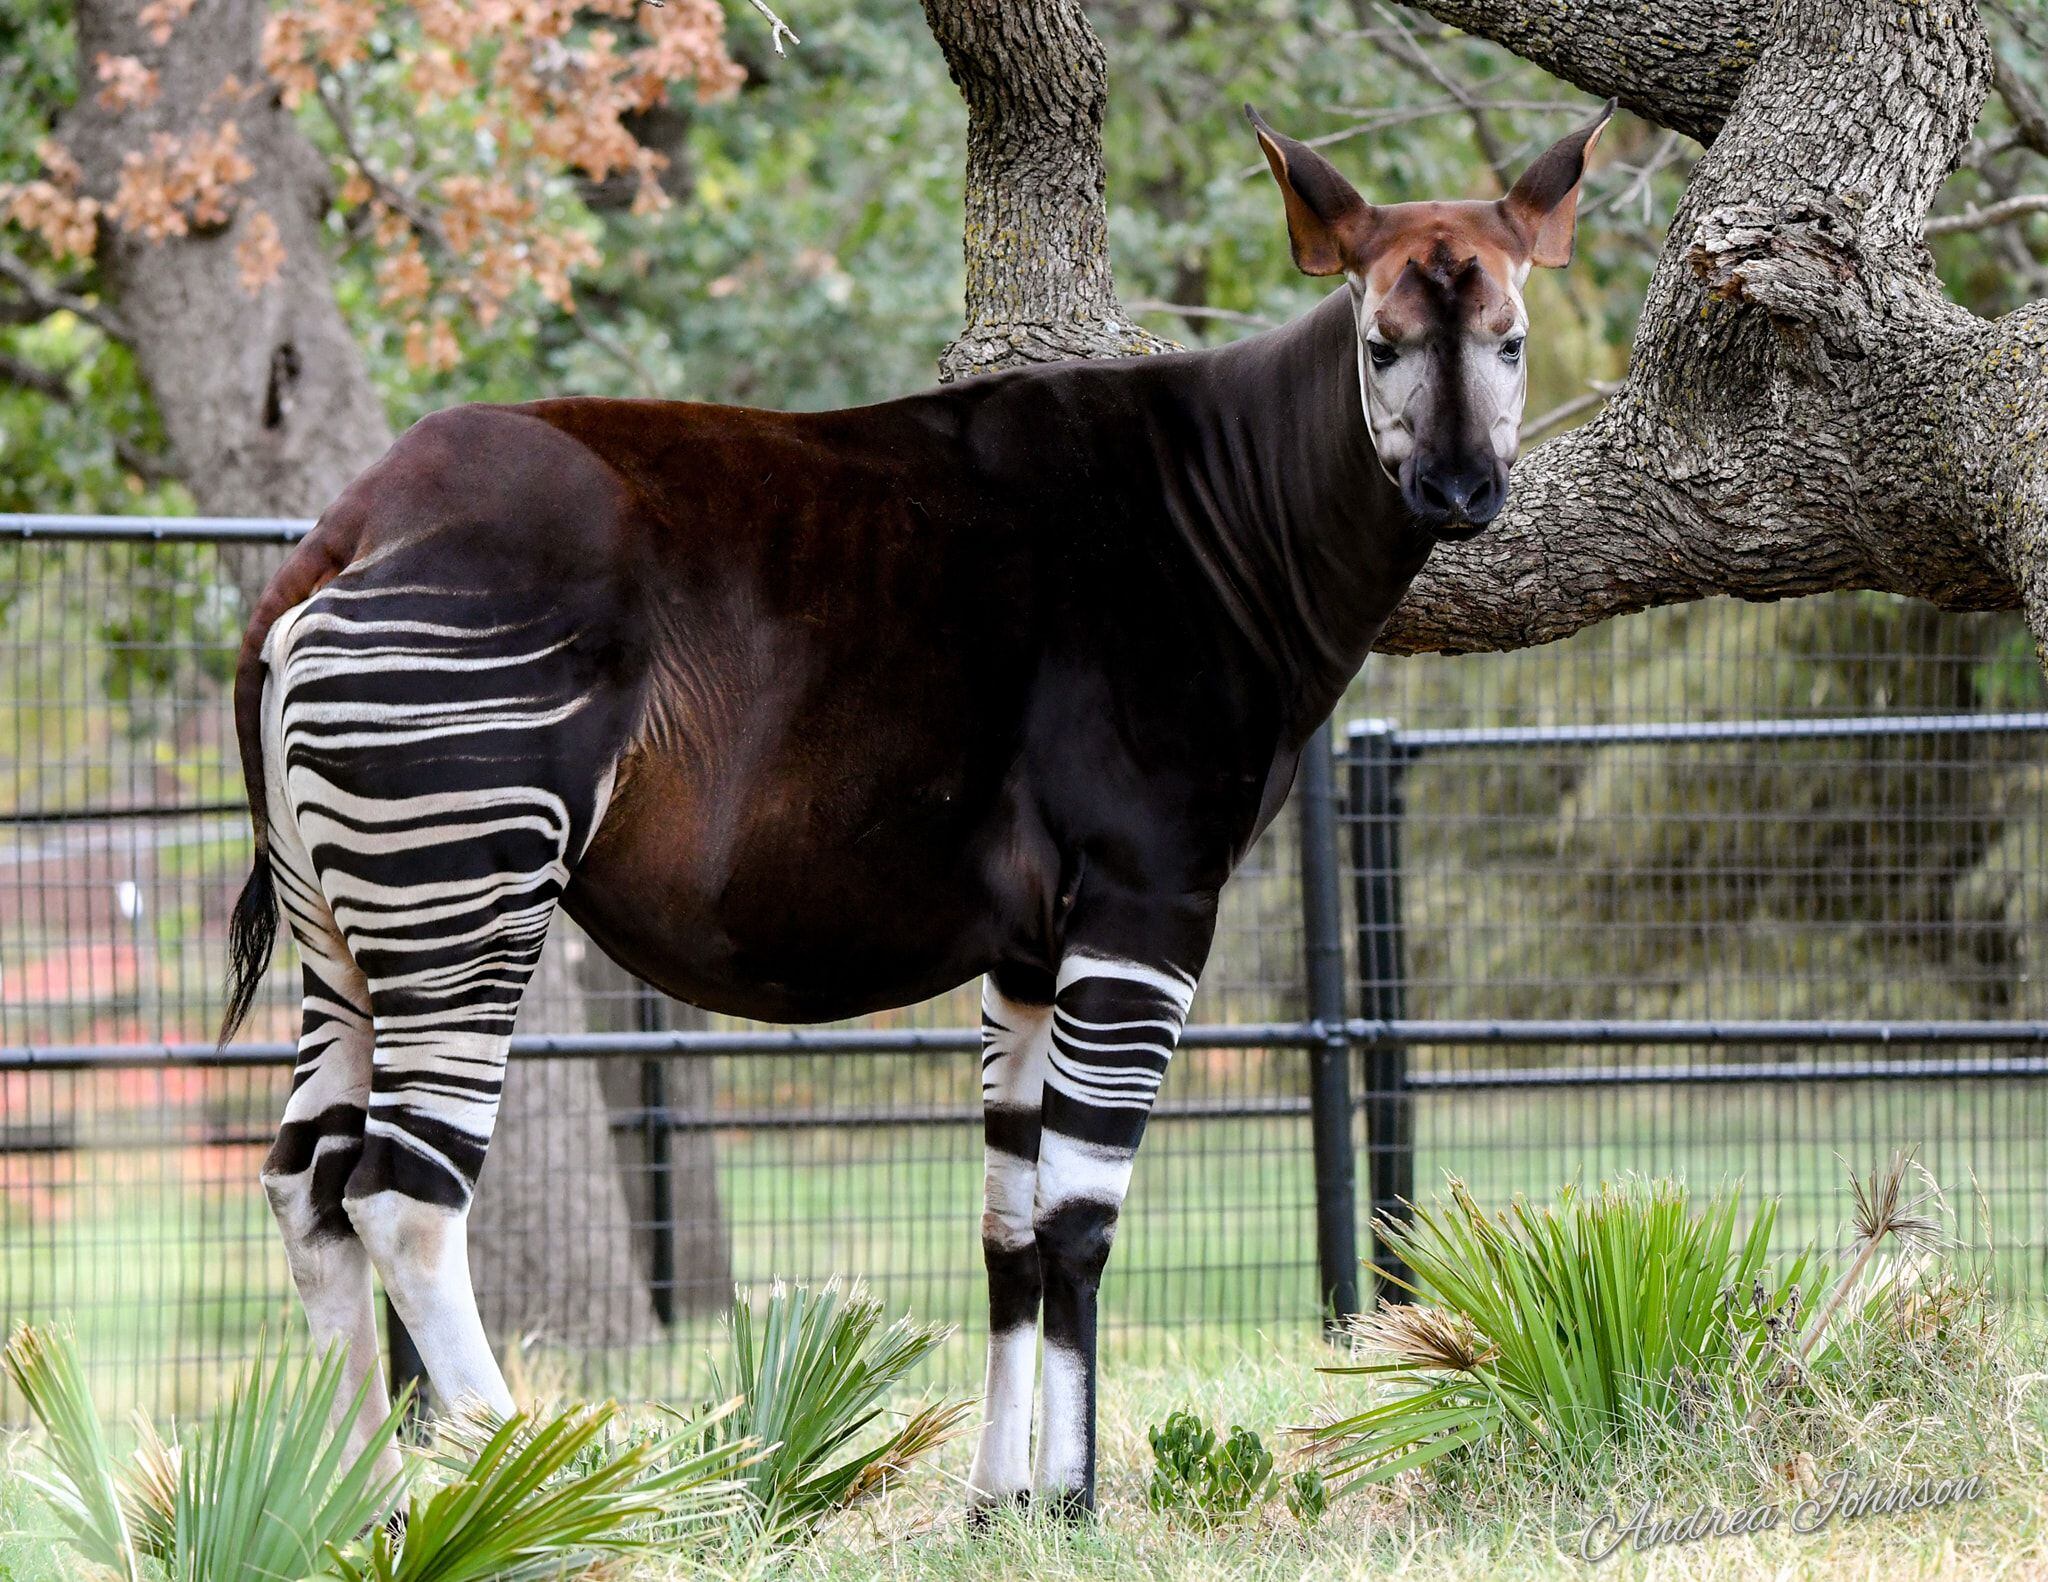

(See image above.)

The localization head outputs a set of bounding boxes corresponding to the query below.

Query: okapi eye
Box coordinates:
[1368,340,1399,370]
[1500,336,1526,363]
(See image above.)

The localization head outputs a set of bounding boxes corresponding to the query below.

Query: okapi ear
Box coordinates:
[1501,99,1616,268]
[1245,104,1370,278]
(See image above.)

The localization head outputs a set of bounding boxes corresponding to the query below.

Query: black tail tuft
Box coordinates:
[219,853,278,1048]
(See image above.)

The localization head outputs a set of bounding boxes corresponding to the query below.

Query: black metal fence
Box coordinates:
[3,516,2046,1418]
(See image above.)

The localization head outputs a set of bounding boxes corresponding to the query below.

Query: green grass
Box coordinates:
[669,1318,2048,1582]
[7,1317,2045,1581]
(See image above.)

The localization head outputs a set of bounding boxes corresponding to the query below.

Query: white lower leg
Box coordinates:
[345,1191,513,1419]
[1033,1332,1091,1499]
[969,1154,1041,1502]
[969,1318,1037,1501]
[969,978,1051,1507]
[1030,1131,1138,1504]
[266,1173,396,1470]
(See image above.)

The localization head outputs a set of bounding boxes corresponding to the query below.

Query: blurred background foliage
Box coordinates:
[1,0,2045,1029]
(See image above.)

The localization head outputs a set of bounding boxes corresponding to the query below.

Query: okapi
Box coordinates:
[221,102,1611,1515]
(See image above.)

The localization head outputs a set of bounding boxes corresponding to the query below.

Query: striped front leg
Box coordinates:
[1033,949,1197,1514]
[967,972,1054,1513]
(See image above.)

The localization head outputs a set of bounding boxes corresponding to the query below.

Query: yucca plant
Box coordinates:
[337,1402,751,1582]
[1304,1176,1830,1491]
[4,1326,408,1582]
[4,1324,154,1582]
[4,1324,749,1581]
[702,1280,969,1539]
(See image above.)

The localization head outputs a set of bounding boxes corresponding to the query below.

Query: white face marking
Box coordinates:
[1347,267,1530,485]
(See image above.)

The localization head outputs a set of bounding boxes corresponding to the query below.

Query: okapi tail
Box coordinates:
[219,605,281,1048]
[221,842,277,1047]
[218,515,359,1048]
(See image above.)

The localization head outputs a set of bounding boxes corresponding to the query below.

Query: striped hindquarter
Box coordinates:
[257,576,622,1433]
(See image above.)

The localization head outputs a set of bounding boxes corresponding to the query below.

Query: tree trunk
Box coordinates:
[66,0,389,518]
[918,0,1176,379]
[922,0,2048,674]
[63,0,660,1354]
[468,922,663,1350]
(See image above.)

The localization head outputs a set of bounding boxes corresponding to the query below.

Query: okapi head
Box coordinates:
[1246,101,1614,539]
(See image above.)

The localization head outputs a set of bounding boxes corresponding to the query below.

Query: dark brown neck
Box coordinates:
[1146,288,1434,742]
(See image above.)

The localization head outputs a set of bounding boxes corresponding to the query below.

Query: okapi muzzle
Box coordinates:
[1248,98,1615,538]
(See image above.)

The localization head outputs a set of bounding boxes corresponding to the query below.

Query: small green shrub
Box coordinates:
[5,1323,754,1581]
[1146,1411,1279,1522]
[1282,1466,1328,1526]
[1309,1159,1946,1495]
[5,1283,966,1577]
[5,1327,408,1582]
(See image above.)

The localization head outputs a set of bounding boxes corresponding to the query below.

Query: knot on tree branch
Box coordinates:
[1688,196,1872,364]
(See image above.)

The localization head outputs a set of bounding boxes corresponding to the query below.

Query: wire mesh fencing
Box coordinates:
[1342,599,2048,1299]
[2,519,2044,1420]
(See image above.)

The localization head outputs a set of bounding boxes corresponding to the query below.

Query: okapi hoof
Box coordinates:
[965,1491,1030,1533]
[1038,1486,1096,1525]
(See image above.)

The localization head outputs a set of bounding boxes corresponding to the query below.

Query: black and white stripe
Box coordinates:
[258,577,615,1427]
[274,582,604,1208]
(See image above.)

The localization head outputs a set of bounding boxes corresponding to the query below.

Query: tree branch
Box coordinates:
[0,348,75,401]
[1392,0,1755,143]
[1517,379,1619,444]
[1926,192,2048,235]
[0,346,177,480]
[1126,299,1277,330]
[1992,52,2048,157]
[744,0,801,56]
[919,0,1176,379]
[0,248,132,342]
[1366,1,1517,190]
[314,78,447,252]
[1377,0,2038,659]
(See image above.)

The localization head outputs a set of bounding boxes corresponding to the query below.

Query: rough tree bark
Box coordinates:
[66,0,388,517]
[925,0,2047,670]
[61,0,673,1353]
[919,0,1176,379]
[1375,0,2045,665]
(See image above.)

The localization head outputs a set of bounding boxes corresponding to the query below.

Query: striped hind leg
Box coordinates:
[335,840,570,1421]
[274,578,624,1420]
[258,660,394,1468]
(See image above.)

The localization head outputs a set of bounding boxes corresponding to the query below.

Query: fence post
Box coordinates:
[1346,719,1415,1301]
[637,981,677,1327]
[1298,720,1360,1330]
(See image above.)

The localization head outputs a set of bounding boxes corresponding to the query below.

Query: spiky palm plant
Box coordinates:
[3,1325,748,1581]
[703,1280,969,1539]
[1304,1176,1831,1490]
[334,1403,750,1582]
[4,1328,407,1582]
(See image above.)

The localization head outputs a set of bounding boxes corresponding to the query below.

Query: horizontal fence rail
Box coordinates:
[4,513,2046,1419]
[10,1017,2048,1070]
